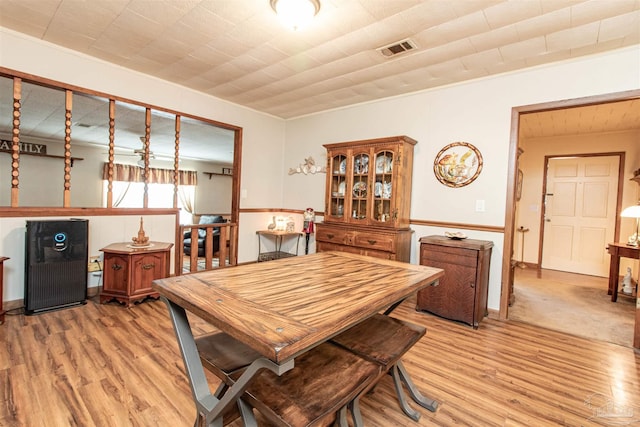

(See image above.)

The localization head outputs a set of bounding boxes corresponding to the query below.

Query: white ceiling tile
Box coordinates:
[460,48,504,71]
[468,25,520,51]
[515,8,571,40]
[0,0,638,119]
[483,0,543,29]
[500,37,548,61]
[435,11,492,42]
[598,11,640,42]
[546,21,600,51]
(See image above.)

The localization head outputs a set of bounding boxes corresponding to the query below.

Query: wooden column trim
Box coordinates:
[142,108,151,208]
[106,100,115,208]
[11,78,21,207]
[173,115,180,209]
[63,89,72,207]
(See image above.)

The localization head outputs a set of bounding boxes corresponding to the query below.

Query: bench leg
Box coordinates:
[391,364,421,421]
[396,360,439,412]
[348,397,365,427]
[335,406,348,427]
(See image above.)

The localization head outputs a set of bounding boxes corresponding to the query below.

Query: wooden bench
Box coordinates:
[195,333,381,427]
[330,314,438,421]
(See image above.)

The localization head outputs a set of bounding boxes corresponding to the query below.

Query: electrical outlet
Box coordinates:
[88,256,102,272]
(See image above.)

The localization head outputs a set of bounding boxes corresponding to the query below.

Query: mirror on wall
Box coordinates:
[0,70,239,220]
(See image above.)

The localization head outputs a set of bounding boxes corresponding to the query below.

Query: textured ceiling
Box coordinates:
[520,98,640,139]
[1,0,639,121]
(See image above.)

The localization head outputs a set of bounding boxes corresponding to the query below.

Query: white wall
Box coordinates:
[1,26,639,313]
[282,46,640,312]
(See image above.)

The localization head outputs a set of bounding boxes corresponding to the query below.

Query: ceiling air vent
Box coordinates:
[377,38,417,58]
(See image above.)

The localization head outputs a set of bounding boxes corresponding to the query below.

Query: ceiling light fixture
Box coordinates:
[270,0,320,31]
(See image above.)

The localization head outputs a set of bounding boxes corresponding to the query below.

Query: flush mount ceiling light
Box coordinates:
[270,0,320,30]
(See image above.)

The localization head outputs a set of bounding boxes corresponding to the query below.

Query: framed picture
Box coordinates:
[433,142,483,188]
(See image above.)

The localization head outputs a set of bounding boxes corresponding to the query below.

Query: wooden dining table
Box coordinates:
[152,251,444,426]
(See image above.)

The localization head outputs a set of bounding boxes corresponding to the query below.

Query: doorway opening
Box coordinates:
[501,91,640,347]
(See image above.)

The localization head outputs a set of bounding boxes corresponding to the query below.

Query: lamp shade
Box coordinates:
[621,204,640,218]
[271,0,320,30]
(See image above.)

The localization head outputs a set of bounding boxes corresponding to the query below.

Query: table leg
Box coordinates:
[275,235,282,253]
[608,249,620,302]
[162,297,294,427]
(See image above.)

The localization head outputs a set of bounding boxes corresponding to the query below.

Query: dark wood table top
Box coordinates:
[607,242,640,253]
[152,251,443,364]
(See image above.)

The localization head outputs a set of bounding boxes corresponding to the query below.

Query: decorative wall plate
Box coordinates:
[339,159,346,174]
[375,155,392,174]
[352,181,367,198]
[433,142,483,188]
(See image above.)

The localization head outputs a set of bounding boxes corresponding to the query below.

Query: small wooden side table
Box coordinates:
[100,242,173,307]
[256,230,303,262]
[606,242,640,302]
[0,257,8,324]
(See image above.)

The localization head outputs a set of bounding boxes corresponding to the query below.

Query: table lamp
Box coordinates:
[621,203,640,247]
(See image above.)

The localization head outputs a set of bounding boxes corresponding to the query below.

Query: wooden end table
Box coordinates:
[606,242,640,302]
[100,242,173,307]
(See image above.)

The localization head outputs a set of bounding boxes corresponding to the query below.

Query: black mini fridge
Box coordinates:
[24,219,88,314]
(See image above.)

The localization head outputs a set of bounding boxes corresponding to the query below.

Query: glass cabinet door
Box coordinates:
[350,151,369,220]
[373,150,394,223]
[328,153,347,219]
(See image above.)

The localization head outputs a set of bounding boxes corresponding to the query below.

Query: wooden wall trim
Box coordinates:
[239,209,505,234]
[0,67,242,132]
[0,207,179,218]
[240,208,310,215]
[410,219,504,233]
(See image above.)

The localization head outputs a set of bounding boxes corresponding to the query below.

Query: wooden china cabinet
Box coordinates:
[315,135,416,262]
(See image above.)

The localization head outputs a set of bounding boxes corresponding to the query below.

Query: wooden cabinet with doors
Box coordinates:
[100,242,173,307]
[316,136,415,261]
[416,235,493,328]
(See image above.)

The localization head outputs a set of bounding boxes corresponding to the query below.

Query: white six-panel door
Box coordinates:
[541,156,619,277]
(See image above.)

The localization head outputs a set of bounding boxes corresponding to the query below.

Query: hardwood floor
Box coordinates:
[1,294,638,426]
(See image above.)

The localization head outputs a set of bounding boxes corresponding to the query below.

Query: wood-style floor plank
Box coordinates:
[0,295,638,426]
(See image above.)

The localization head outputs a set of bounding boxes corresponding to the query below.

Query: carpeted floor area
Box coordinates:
[509,268,636,347]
